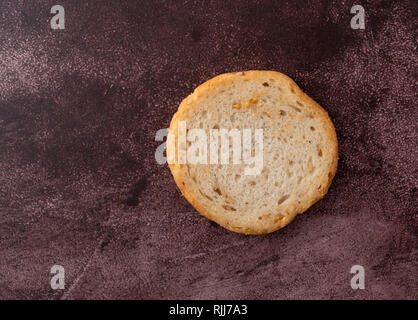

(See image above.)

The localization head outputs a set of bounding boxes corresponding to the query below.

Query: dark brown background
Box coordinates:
[0,0,416,299]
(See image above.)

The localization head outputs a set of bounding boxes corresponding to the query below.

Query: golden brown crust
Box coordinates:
[168,71,338,235]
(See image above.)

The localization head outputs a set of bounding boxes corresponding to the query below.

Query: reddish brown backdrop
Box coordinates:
[0,0,416,299]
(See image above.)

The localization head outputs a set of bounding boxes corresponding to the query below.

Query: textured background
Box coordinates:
[0,0,417,299]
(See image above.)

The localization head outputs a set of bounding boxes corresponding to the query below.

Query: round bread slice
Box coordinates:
[168,71,338,235]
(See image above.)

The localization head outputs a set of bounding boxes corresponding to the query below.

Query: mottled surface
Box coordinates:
[0,0,417,300]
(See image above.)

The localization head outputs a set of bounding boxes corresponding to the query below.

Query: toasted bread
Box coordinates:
[168,71,338,234]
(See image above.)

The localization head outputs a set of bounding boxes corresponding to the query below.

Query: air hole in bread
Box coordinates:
[262,82,269,87]
[262,112,271,119]
[278,195,290,205]
[222,205,236,211]
[249,181,256,186]
[290,86,295,94]
[310,126,315,131]
[318,149,323,157]
[289,105,301,113]
[214,187,222,196]
[286,169,293,177]
[289,160,294,166]
[274,182,279,187]
[232,101,242,109]
[199,189,213,201]
[296,101,303,107]
[213,124,219,129]
[279,110,286,116]
[274,215,285,223]
[308,157,315,173]
[234,174,241,181]
[201,110,207,117]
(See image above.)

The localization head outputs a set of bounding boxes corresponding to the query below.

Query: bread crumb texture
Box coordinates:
[168,71,338,234]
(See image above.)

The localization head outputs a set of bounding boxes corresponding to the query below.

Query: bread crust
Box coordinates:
[168,71,338,235]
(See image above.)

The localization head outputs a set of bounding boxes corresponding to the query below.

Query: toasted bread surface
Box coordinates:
[168,71,338,234]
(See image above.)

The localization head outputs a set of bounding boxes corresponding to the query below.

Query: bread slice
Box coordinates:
[168,71,338,235]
